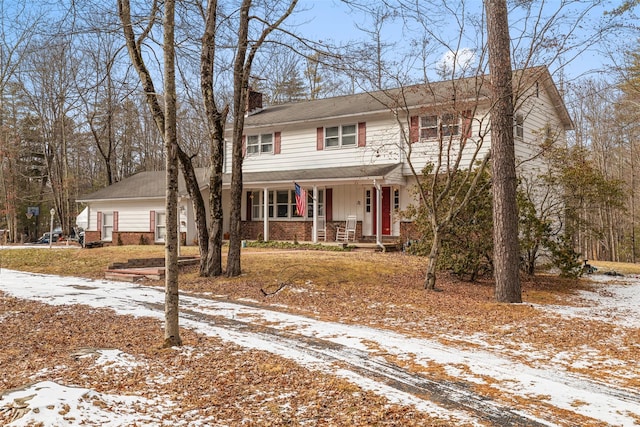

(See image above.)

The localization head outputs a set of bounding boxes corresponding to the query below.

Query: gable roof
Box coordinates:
[78,164,403,202]
[77,168,210,202]
[242,66,573,130]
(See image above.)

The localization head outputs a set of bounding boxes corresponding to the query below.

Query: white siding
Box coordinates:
[402,110,492,176]
[88,200,165,233]
[238,117,402,173]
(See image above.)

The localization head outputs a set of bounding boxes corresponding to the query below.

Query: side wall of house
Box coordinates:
[85,199,197,245]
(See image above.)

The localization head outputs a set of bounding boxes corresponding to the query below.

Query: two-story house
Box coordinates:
[78,66,572,247]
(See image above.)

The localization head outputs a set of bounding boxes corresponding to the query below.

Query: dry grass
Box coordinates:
[2,244,638,425]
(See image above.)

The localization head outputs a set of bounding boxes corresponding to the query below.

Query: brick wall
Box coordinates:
[85,231,189,246]
[84,231,102,245]
[113,232,157,245]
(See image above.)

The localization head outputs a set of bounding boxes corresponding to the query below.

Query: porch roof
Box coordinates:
[78,164,404,202]
[239,163,404,187]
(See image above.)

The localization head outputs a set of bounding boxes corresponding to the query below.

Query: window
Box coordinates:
[247,133,273,155]
[102,213,113,241]
[419,114,460,140]
[156,212,166,242]
[394,189,400,211]
[250,189,325,220]
[307,190,324,218]
[325,125,356,148]
[514,113,524,139]
[276,190,289,218]
[365,190,371,213]
[441,113,459,136]
[251,191,263,219]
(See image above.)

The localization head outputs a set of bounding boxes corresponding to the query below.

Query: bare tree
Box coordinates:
[0,0,41,242]
[118,0,182,347]
[485,0,521,303]
[226,0,299,277]
[162,0,181,347]
[200,0,227,277]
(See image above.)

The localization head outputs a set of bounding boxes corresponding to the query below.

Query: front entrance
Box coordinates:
[372,186,392,236]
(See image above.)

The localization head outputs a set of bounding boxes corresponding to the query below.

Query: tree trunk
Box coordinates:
[162,0,181,348]
[485,0,521,303]
[226,0,251,278]
[424,228,441,290]
[176,147,210,276]
[201,0,225,277]
[205,130,225,276]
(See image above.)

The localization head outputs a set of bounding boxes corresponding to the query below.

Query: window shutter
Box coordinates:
[409,116,419,143]
[358,122,366,147]
[462,110,473,138]
[316,127,324,150]
[150,210,155,232]
[97,212,103,232]
[274,131,281,154]
[246,192,252,221]
[113,211,119,232]
[325,188,333,221]
[242,135,247,157]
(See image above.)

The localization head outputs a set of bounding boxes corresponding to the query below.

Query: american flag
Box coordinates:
[295,183,307,216]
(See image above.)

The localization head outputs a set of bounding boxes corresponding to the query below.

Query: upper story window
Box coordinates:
[419,113,460,140]
[247,133,273,155]
[325,124,356,148]
[514,113,524,139]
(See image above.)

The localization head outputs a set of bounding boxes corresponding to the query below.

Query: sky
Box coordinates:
[293,0,630,83]
[0,255,639,425]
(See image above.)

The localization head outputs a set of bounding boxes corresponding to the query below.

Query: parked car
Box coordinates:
[37,230,61,244]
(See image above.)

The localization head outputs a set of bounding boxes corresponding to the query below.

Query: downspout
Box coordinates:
[373,179,385,252]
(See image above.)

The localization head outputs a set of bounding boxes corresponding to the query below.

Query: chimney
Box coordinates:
[246,89,263,114]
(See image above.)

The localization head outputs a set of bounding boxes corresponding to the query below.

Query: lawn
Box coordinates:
[1,244,639,425]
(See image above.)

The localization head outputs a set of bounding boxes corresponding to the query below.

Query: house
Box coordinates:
[78,66,572,247]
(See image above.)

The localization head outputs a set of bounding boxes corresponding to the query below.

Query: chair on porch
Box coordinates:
[317,216,327,241]
[336,215,357,242]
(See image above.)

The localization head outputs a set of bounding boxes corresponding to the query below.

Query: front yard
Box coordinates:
[1,245,638,425]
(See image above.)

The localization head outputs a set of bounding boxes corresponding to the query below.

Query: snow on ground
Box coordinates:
[0,267,639,426]
[0,380,173,427]
[539,274,640,328]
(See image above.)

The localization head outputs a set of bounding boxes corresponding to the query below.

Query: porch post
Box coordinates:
[374,180,382,246]
[263,187,269,241]
[312,185,318,243]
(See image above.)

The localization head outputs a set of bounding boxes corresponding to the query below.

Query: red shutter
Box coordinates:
[325,188,333,221]
[409,116,419,143]
[274,131,281,154]
[113,211,119,232]
[316,127,324,150]
[246,192,252,221]
[462,110,473,138]
[150,210,155,232]
[242,135,247,157]
[358,122,366,147]
[97,212,103,233]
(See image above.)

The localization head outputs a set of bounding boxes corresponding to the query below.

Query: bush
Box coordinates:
[547,234,582,278]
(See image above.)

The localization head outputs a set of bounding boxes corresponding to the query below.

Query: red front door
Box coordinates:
[372,186,392,236]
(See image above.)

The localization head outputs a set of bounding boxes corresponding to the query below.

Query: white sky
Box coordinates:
[0,264,639,426]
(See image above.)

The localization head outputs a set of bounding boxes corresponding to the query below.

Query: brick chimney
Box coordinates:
[246,89,263,114]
